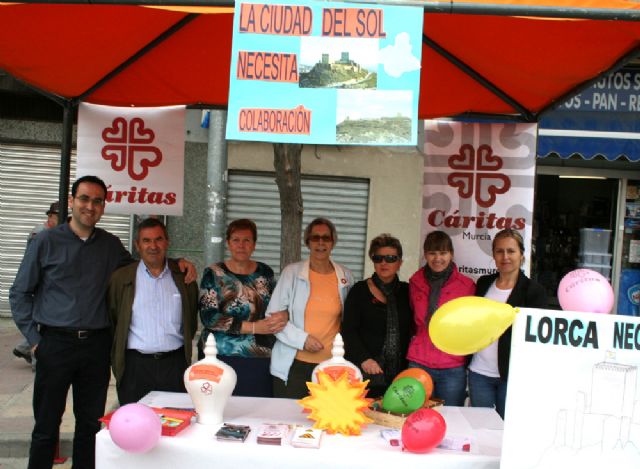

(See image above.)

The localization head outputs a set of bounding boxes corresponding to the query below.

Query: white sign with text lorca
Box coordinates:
[422,120,537,279]
[503,308,640,468]
[77,103,186,215]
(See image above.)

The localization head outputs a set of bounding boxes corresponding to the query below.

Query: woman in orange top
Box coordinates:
[267,218,354,399]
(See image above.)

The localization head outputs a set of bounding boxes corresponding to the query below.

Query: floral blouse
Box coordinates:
[199,261,276,357]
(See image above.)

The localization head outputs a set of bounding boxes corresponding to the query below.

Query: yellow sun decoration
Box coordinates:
[298,370,373,436]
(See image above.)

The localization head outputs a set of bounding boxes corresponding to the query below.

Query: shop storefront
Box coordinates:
[534,66,640,315]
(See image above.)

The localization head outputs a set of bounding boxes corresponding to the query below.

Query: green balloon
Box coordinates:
[382,377,426,414]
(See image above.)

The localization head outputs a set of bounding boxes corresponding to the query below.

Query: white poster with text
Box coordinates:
[422,120,537,279]
[77,103,185,215]
[503,308,640,468]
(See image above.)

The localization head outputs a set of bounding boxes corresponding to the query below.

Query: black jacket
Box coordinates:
[476,271,547,379]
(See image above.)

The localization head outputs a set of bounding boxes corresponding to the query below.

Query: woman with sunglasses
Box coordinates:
[407,230,475,406]
[469,228,546,419]
[342,234,413,397]
[267,217,354,399]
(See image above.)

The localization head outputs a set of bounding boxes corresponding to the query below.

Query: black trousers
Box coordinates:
[272,359,317,399]
[218,355,273,398]
[30,328,111,469]
[117,347,187,405]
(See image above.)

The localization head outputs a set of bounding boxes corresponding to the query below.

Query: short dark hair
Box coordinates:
[492,228,525,254]
[368,233,403,259]
[304,217,338,246]
[72,175,108,199]
[226,218,257,242]
[423,230,454,254]
[136,217,168,240]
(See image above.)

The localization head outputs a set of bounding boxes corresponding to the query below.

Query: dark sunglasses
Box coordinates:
[309,234,332,243]
[371,254,400,263]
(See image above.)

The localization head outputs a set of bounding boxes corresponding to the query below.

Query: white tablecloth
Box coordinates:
[96,393,503,469]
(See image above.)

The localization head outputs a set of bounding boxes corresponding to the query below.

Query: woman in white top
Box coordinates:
[469,229,547,419]
[266,218,354,399]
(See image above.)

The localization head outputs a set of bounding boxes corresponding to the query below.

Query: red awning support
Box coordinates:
[78,13,199,101]
[537,44,640,118]
[422,33,535,122]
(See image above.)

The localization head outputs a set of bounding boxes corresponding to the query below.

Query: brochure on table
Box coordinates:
[502,308,640,468]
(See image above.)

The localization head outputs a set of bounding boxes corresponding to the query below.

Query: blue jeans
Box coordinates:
[468,370,507,419]
[407,362,467,406]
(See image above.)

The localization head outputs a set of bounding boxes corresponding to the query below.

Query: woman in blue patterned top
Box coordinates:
[199,219,287,397]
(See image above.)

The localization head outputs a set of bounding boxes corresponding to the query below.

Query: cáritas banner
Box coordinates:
[77,103,185,216]
[422,120,537,279]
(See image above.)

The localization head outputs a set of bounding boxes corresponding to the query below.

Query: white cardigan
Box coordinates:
[267,259,354,382]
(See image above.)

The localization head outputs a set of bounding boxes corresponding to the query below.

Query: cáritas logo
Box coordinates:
[447,144,510,208]
[101,117,162,181]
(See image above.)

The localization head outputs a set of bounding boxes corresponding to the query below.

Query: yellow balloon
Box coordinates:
[429,296,517,355]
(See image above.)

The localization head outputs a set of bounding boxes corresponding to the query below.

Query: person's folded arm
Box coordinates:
[266,265,307,350]
[274,320,308,350]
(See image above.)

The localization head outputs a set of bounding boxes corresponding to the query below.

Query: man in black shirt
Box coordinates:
[10,175,195,469]
[11,176,129,468]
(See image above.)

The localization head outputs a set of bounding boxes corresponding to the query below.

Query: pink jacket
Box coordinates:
[407,264,475,369]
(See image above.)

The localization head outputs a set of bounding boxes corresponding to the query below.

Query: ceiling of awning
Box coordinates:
[0,1,639,121]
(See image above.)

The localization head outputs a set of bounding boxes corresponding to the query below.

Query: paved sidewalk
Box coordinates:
[0,318,119,465]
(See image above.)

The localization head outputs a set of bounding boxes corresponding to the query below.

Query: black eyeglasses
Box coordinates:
[371,254,400,263]
[309,235,332,243]
[75,195,104,206]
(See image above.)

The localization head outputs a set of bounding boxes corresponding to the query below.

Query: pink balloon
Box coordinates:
[557,269,614,314]
[401,408,446,453]
[109,403,162,453]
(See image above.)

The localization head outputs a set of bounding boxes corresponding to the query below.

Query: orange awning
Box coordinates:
[0,2,639,120]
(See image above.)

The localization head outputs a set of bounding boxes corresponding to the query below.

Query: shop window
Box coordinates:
[533,175,617,309]
[618,180,640,316]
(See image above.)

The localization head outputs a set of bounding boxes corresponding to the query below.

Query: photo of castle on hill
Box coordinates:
[299,37,378,89]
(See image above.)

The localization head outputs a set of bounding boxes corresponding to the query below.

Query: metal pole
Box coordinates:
[203,110,228,267]
[14,1,640,21]
[58,100,75,223]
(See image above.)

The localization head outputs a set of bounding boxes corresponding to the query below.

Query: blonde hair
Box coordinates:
[492,229,525,254]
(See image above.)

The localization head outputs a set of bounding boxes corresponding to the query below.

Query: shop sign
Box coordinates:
[557,69,640,112]
[503,307,640,468]
[77,103,185,215]
[225,0,423,145]
[422,120,537,279]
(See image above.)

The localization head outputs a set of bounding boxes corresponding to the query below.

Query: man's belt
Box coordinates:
[39,325,109,339]
[127,347,184,360]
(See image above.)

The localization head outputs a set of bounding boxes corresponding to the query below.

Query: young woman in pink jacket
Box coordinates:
[407,231,475,406]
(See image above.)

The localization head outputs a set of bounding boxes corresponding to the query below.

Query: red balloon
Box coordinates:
[401,408,446,453]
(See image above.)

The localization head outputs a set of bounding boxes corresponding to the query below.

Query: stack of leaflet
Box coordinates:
[290,427,323,449]
[256,423,290,445]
